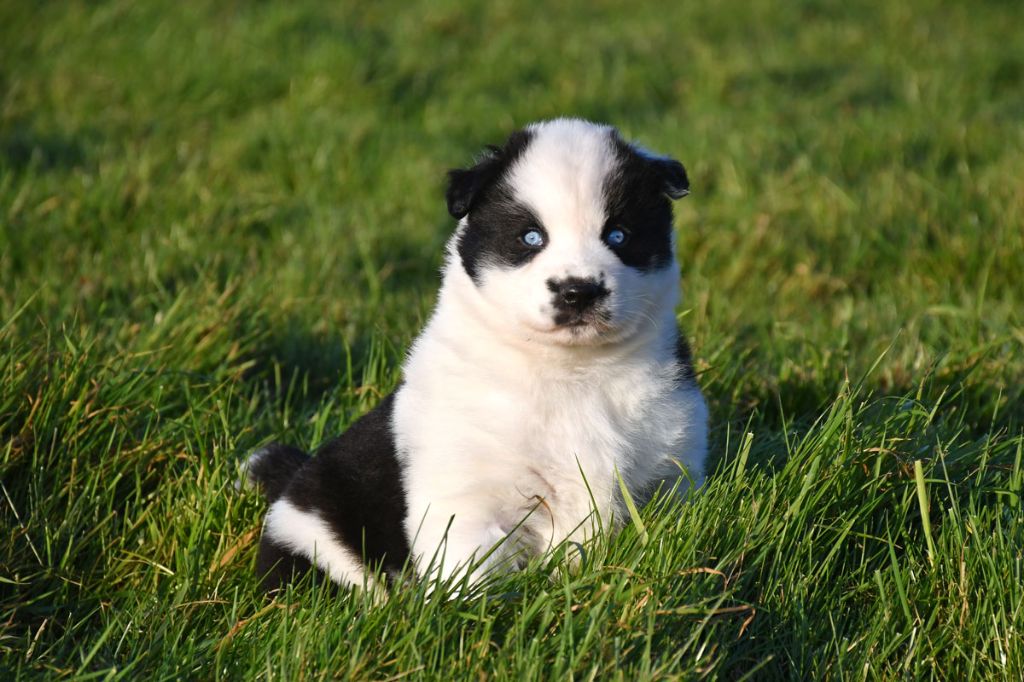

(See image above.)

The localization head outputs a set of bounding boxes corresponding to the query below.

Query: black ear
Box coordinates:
[445,156,499,219]
[445,129,534,219]
[650,156,690,199]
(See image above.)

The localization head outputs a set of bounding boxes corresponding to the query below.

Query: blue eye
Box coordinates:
[605,228,628,247]
[521,229,545,248]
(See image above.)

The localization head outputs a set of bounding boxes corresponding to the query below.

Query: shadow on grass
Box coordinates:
[1,122,93,171]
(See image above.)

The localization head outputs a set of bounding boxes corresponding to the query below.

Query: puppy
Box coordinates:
[245,118,708,592]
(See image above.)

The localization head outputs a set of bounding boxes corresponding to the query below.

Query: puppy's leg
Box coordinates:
[256,532,319,592]
[261,498,378,590]
[407,502,519,591]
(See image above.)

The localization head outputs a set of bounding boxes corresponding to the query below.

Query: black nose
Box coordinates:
[548,277,610,313]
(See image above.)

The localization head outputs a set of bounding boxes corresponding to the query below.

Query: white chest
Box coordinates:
[394,346,699,524]
[390,304,708,579]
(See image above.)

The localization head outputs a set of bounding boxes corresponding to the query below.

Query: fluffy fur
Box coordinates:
[245,118,708,592]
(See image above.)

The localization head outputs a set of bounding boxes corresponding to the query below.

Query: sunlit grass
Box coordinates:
[2,0,1022,678]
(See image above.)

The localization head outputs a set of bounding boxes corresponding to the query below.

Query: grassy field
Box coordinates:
[2,0,1023,678]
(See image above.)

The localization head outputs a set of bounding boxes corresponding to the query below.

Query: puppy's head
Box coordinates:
[446,119,689,346]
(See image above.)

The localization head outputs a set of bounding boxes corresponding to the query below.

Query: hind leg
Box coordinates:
[260,498,378,590]
[256,534,318,592]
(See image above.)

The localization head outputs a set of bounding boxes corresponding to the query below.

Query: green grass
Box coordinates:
[2,0,1023,678]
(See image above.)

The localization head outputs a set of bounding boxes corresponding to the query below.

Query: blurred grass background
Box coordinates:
[2,0,1022,678]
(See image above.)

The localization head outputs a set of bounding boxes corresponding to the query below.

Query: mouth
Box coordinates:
[552,308,613,332]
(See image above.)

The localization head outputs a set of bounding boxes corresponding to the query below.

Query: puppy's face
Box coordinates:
[446,119,689,346]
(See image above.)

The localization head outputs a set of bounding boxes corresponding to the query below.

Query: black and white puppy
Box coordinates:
[246,118,708,592]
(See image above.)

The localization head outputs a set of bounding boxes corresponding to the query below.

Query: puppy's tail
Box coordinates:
[240,443,310,503]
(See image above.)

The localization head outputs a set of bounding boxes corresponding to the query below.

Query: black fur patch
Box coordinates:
[449,129,544,284]
[674,332,696,384]
[446,130,533,219]
[248,443,310,504]
[458,190,545,283]
[254,393,410,590]
[602,135,689,272]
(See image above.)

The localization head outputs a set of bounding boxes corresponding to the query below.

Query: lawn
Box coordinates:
[2,0,1022,678]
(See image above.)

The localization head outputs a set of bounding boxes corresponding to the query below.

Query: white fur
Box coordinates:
[393,119,708,586]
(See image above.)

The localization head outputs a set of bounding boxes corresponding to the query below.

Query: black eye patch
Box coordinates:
[602,138,686,272]
[600,200,673,271]
[456,186,546,283]
[447,128,541,285]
